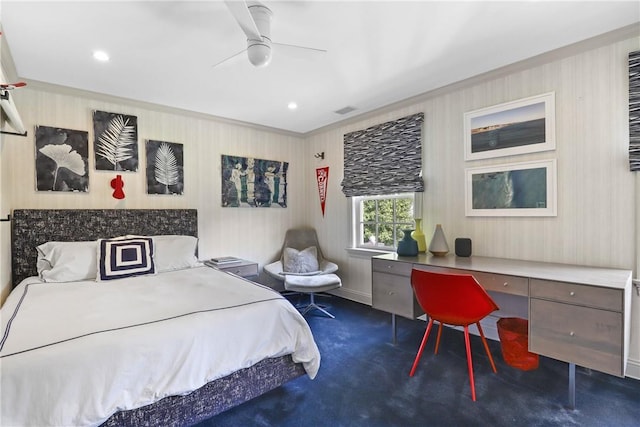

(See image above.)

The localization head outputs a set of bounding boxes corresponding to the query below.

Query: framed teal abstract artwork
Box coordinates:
[465,159,557,217]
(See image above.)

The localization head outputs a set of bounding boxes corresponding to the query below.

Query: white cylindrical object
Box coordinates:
[0,91,26,135]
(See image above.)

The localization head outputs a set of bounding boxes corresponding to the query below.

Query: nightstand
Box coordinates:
[207,259,259,279]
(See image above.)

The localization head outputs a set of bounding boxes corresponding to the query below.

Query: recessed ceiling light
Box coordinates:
[93,50,110,62]
[287,102,298,110]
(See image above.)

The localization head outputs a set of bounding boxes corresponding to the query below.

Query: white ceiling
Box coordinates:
[2,1,639,135]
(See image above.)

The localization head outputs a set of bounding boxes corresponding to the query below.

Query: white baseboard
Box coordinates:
[329,288,371,306]
[625,358,640,380]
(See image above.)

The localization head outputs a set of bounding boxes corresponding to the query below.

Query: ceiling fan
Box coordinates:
[218,0,326,68]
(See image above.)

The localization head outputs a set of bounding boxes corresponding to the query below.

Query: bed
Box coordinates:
[1,209,320,427]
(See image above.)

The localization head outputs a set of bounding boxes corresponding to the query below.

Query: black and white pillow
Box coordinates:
[97,236,155,281]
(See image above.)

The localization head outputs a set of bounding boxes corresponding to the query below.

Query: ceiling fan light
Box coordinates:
[246,3,273,67]
[247,42,271,67]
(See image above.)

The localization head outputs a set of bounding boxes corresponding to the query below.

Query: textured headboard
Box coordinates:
[11,209,198,286]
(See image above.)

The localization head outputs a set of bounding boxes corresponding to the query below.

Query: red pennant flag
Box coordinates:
[316,167,329,216]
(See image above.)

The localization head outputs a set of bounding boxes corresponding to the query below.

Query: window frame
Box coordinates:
[351,193,415,251]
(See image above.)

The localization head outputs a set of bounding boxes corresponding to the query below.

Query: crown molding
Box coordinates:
[20,79,305,139]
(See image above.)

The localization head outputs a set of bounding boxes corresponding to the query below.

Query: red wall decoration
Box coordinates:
[316,167,329,216]
[111,174,125,199]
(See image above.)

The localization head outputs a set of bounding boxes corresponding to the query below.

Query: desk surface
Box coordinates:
[375,253,632,290]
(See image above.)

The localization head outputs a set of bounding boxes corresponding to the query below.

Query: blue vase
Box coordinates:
[397,229,419,256]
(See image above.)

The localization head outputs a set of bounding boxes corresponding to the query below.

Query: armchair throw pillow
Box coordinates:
[283,246,320,274]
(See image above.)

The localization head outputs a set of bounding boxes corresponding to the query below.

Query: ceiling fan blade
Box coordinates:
[224,0,261,40]
[273,42,327,54]
[212,48,247,69]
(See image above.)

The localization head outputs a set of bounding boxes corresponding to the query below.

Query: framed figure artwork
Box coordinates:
[221,155,288,208]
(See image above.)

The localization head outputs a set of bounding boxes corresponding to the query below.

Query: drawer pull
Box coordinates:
[388,291,394,296]
[569,291,575,296]
[503,282,509,287]
[569,331,575,337]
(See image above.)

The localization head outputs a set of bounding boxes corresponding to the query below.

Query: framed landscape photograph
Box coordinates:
[465,159,557,217]
[464,92,555,161]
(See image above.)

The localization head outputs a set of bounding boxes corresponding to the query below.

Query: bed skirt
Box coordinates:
[102,355,306,427]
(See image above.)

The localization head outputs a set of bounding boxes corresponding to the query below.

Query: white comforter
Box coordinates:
[0,267,321,427]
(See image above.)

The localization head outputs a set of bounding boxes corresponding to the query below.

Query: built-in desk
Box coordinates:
[371,253,633,408]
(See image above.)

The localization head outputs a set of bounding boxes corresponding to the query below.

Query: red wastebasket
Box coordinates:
[496,317,539,371]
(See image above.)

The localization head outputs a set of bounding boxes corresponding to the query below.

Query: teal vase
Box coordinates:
[397,229,419,256]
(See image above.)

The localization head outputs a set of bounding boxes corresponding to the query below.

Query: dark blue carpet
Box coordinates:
[197,296,640,427]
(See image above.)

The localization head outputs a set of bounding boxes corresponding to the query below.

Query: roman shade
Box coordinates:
[629,50,639,171]
[341,112,424,197]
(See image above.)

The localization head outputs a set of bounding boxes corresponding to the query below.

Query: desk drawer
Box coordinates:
[372,258,413,276]
[372,272,423,319]
[413,265,528,296]
[530,279,622,312]
[471,271,528,296]
[530,299,623,376]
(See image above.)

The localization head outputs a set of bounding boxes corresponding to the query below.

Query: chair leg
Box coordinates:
[476,322,497,373]
[409,319,434,377]
[300,293,335,319]
[434,321,443,355]
[464,325,477,401]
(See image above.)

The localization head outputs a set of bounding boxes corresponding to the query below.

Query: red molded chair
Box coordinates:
[409,269,499,401]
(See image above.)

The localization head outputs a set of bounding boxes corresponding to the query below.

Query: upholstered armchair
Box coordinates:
[264,228,341,317]
[264,228,338,282]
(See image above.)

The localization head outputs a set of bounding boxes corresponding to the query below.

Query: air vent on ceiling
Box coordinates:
[334,106,357,115]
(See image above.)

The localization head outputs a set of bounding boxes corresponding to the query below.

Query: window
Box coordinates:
[352,193,415,250]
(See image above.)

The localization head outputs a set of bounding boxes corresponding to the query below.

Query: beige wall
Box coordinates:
[1,29,638,376]
[306,34,640,377]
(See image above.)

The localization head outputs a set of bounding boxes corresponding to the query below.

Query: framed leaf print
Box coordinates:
[93,110,138,171]
[35,125,89,192]
[146,140,184,195]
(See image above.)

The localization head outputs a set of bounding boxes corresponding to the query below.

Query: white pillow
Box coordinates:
[152,235,199,272]
[283,246,320,274]
[36,241,98,282]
